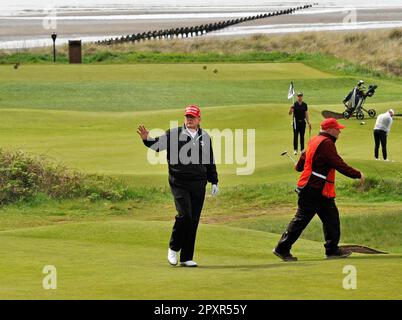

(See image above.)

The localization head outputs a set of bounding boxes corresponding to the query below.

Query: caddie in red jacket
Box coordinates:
[273,118,365,261]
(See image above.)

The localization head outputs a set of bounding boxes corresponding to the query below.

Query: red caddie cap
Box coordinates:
[321,118,346,130]
[184,104,201,117]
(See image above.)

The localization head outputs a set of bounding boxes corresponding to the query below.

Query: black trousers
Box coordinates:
[276,186,341,255]
[169,178,207,262]
[374,129,388,160]
[293,120,306,152]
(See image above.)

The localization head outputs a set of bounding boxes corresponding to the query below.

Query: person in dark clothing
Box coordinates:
[289,92,312,155]
[137,105,218,267]
[273,118,365,262]
[373,109,394,161]
[374,130,388,160]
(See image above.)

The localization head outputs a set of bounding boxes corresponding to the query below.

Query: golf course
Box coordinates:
[0,56,401,299]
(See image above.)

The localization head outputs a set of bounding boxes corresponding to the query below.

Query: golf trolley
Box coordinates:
[342,81,377,120]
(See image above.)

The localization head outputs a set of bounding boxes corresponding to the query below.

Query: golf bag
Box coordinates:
[342,83,377,120]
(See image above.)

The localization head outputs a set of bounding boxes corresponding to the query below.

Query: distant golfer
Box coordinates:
[137,105,218,267]
[374,109,394,161]
[289,92,312,155]
[273,118,365,261]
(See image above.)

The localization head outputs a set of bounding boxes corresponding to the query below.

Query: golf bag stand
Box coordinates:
[342,85,377,120]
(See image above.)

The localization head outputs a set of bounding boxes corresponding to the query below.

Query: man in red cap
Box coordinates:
[137,104,218,267]
[273,118,365,261]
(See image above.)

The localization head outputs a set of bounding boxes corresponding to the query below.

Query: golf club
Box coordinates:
[281,151,296,164]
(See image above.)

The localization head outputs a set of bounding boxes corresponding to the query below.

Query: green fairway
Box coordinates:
[1,63,401,112]
[0,61,401,299]
[0,220,401,299]
[0,103,400,186]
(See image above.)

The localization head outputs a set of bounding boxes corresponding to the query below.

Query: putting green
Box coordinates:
[0,220,401,299]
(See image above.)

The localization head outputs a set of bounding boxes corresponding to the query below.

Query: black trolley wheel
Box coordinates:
[356,112,365,120]
[368,109,376,118]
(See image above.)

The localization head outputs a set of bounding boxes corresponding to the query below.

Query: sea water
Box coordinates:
[1,0,401,49]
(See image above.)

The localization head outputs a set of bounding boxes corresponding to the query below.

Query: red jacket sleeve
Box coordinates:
[295,152,306,172]
[320,140,361,179]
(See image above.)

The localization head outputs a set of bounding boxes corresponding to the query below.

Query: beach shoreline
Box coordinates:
[1,6,402,50]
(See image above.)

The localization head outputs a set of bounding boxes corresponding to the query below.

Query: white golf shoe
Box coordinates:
[168,248,178,266]
[294,150,298,155]
[180,260,198,267]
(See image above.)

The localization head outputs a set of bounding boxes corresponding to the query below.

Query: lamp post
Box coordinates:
[51,33,57,62]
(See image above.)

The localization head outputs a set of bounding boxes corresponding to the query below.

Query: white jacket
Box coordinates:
[374,112,393,135]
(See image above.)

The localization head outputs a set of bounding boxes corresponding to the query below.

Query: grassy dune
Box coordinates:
[0,60,401,299]
[1,28,401,77]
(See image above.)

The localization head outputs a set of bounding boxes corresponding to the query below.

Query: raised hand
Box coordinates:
[137,125,149,140]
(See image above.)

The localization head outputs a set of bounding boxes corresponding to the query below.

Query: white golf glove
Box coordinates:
[211,184,219,196]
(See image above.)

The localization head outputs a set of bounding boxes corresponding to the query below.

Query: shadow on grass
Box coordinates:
[198,262,309,270]
[346,254,402,261]
[299,254,402,263]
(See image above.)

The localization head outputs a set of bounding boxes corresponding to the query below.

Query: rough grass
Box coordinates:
[0,148,135,204]
[2,145,400,209]
[1,28,401,77]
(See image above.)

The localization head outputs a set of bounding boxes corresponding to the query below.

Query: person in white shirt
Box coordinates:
[373,109,394,161]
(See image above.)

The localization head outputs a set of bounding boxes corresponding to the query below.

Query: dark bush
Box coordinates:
[0,148,131,205]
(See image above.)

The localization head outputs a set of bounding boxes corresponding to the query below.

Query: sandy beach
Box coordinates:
[1,5,402,49]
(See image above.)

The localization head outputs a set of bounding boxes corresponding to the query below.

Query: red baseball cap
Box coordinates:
[321,118,345,130]
[184,104,201,117]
